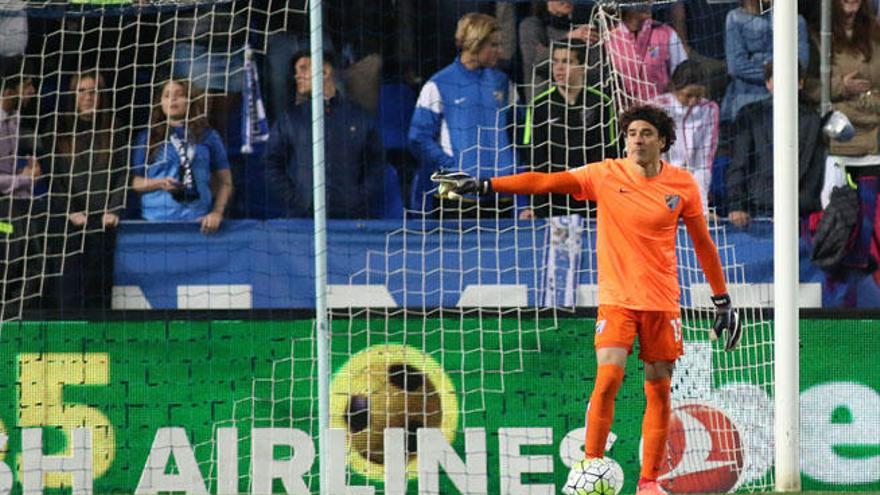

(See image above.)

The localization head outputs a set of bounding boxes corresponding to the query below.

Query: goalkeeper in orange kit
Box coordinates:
[432,104,742,495]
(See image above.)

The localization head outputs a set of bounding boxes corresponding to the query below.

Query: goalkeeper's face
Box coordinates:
[625,120,665,166]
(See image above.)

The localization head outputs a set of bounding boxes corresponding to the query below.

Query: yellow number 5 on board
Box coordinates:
[18,353,114,488]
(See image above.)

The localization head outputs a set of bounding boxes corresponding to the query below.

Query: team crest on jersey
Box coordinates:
[665,194,681,210]
[493,90,505,104]
[595,319,607,334]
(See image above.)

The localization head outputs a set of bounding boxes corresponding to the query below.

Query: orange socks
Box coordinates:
[583,366,673,480]
[640,377,672,480]
[584,364,625,458]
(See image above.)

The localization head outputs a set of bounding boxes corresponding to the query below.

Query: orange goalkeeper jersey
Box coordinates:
[569,158,704,311]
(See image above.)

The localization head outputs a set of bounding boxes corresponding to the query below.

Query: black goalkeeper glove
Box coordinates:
[430,170,492,200]
[710,293,742,351]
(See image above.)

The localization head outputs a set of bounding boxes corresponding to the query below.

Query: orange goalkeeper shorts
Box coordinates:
[595,305,684,362]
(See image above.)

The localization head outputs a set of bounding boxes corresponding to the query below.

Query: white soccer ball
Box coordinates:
[562,457,624,495]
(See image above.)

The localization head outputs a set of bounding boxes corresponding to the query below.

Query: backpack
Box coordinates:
[811,185,860,270]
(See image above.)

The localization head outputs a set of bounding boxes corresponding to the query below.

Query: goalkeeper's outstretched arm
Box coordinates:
[490,171,582,196]
[432,170,582,200]
[431,171,581,199]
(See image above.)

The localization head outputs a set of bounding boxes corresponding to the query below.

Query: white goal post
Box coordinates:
[772,0,802,491]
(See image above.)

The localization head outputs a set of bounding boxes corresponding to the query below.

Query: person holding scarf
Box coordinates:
[131,78,233,234]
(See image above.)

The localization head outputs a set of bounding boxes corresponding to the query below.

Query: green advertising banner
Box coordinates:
[799,320,880,492]
[0,318,876,494]
[0,320,314,494]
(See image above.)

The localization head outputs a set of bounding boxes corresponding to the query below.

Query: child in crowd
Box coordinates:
[652,60,719,211]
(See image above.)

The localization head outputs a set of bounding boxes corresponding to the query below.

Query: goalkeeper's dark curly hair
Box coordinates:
[620,105,677,153]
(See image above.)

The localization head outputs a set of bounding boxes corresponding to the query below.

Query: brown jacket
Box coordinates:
[829,40,880,156]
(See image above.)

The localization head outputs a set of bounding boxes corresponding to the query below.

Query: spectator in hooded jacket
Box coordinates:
[726,62,825,227]
[652,60,719,211]
[263,51,384,219]
[163,1,246,142]
[408,12,517,215]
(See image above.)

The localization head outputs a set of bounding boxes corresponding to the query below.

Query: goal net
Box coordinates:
[0,0,305,323]
[310,3,776,494]
[0,0,307,492]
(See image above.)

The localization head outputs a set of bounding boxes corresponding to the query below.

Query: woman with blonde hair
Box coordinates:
[131,78,233,233]
[408,12,517,216]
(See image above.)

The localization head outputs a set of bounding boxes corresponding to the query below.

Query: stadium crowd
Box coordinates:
[0,0,879,309]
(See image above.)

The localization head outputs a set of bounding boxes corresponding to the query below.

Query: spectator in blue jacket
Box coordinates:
[408,12,517,215]
[131,78,234,233]
[720,0,810,122]
[263,50,384,219]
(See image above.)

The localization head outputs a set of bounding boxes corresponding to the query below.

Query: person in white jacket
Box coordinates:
[651,60,719,212]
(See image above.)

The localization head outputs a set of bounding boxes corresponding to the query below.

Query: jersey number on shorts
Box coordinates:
[670,318,683,342]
